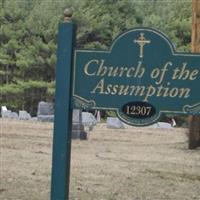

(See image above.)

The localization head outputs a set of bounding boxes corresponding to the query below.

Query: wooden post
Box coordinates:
[189,0,200,149]
[51,9,75,200]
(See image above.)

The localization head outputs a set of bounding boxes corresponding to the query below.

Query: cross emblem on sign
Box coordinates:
[134,33,151,58]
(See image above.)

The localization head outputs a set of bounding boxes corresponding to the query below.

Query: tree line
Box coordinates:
[0,0,192,121]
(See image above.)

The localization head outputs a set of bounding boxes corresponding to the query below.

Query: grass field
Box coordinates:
[0,119,200,200]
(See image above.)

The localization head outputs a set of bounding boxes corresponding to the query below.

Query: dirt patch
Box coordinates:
[0,119,200,200]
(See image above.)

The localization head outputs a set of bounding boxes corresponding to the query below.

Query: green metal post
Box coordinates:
[51,10,75,200]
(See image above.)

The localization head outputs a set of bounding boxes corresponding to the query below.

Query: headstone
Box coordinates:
[107,117,125,129]
[147,122,172,129]
[1,106,8,118]
[73,109,81,123]
[37,101,54,122]
[1,106,7,113]
[82,112,97,130]
[72,109,87,139]
[96,111,101,123]
[157,122,172,129]
[10,112,18,119]
[37,115,54,122]
[19,110,31,120]
[37,101,54,115]
[1,107,19,120]
[1,110,12,118]
[171,118,176,127]
[147,123,159,128]
[30,117,38,122]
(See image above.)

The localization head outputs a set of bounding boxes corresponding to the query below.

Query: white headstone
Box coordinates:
[157,122,172,129]
[107,117,125,129]
[1,106,7,112]
[171,118,176,127]
[96,111,101,123]
[147,122,172,129]
[82,112,97,127]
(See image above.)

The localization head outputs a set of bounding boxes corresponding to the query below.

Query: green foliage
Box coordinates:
[0,0,193,121]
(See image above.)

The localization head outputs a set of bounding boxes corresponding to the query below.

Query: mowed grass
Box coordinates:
[0,119,200,200]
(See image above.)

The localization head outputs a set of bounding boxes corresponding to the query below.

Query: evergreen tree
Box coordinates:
[0,0,192,117]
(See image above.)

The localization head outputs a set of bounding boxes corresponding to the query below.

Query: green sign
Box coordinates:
[51,21,200,200]
[73,28,200,126]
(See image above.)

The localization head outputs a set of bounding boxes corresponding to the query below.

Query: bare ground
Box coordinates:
[0,119,200,200]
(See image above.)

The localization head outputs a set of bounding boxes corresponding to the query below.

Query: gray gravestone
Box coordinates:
[1,106,18,120]
[10,112,18,119]
[37,101,54,115]
[72,109,87,139]
[37,115,54,122]
[36,102,86,139]
[19,110,31,120]
[107,117,125,129]
[37,101,54,122]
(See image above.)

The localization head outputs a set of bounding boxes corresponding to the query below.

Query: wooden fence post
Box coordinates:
[189,0,200,149]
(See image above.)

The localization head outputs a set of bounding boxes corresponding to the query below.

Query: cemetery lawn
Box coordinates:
[1,119,200,200]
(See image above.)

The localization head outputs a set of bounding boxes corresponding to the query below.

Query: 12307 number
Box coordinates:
[122,101,156,119]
